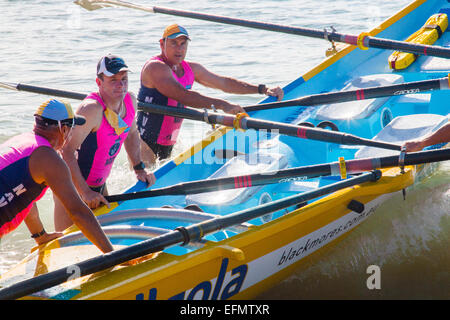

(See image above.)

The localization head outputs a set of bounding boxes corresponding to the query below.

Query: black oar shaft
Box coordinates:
[192,171,380,236]
[347,147,450,171]
[245,77,449,112]
[240,117,401,151]
[367,37,450,58]
[15,83,87,100]
[105,164,333,202]
[105,148,449,203]
[77,1,450,57]
[136,102,401,150]
[150,6,450,58]
[0,170,380,300]
[153,6,325,38]
[1,81,401,150]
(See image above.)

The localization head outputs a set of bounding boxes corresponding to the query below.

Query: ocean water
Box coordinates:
[0,0,448,299]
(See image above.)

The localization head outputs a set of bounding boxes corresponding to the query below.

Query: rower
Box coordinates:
[136,24,284,164]
[53,54,156,231]
[0,99,113,253]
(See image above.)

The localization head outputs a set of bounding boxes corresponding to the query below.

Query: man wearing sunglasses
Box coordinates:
[0,99,113,253]
[54,54,155,231]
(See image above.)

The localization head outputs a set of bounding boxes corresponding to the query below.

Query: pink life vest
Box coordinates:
[77,92,135,187]
[0,133,51,236]
[137,56,195,146]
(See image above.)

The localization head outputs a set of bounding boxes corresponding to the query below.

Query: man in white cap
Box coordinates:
[137,24,284,163]
[54,54,155,231]
[0,99,113,253]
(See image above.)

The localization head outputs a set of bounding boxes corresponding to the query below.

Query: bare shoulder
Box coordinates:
[143,60,176,89]
[188,61,216,83]
[188,61,205,74]
[29,146,68,184]
[76,98,103,130]
[77,99,103,117]
[143,58,169,75]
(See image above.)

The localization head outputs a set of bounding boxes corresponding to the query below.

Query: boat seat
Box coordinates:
[355,113,448,159]
[420,56,450,71]
[186,152,288,207]
[314,73,404,120]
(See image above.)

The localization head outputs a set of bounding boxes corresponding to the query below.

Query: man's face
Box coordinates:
[161,36,189,65]
[97,71,128,100]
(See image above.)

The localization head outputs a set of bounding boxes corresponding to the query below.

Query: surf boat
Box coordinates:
[0,0,449,300]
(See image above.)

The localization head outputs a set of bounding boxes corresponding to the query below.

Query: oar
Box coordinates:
[4,78,449,114]
[138,102,401,151]
[0,170,380,300]
[0,81,87,100]
[245,76,450,112]
[0,81,401,151]
[105,148,450,203]
[75,0,450,59]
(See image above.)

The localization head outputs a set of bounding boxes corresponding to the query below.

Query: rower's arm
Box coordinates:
[190,62,284,101]
[23,203,62,245]
[190,62,259,94]
[124,94,156,186]
[420,121,450,146]
[142,60,243,113]
[404,121,450,151]
[60,101,103,196]
[29,146,113,253]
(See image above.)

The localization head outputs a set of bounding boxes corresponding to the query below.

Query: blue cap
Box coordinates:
[163,24,190,40]
[35,99,86,126]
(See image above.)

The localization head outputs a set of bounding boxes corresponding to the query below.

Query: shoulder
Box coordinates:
[30,146,62,165]
[187,61,204,73]
[141,59,172,87]
[78,98,103,115]
[29,146,67,184]
[76,98,103,129]
[143,58,169,74]
[188,61,211,79]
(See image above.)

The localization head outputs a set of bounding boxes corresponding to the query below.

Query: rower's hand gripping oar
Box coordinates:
[245,76,450,112]
[104,148,450,203]
[75,0,450,59]
[0,80,401,151]
[0,170,381,300]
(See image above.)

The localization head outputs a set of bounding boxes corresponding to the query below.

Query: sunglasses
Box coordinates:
[60,118,75,128]
[36,116,75,129]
